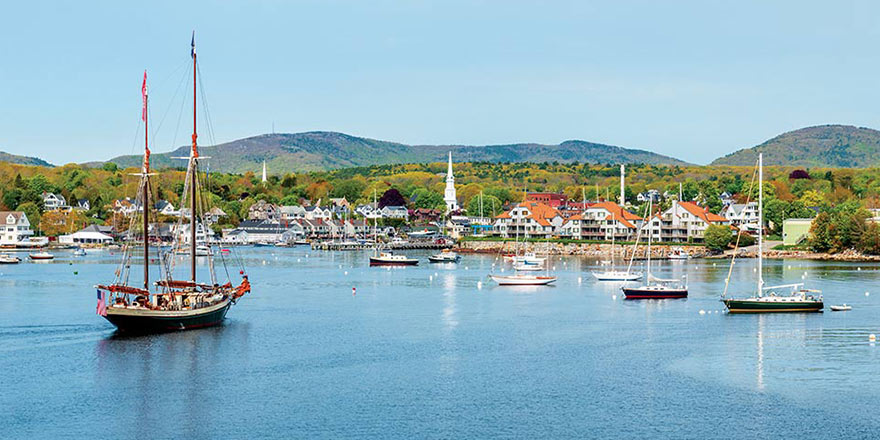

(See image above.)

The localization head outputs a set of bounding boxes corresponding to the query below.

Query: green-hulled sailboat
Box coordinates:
[721,153,823,313]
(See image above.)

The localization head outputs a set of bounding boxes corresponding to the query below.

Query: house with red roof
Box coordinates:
[648,201,731,242]
[559,201,643,241]
[492,201,564,238]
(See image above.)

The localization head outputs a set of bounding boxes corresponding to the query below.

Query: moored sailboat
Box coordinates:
[622,199,688,299]
[97,37,250,333]
[721,153,822,313]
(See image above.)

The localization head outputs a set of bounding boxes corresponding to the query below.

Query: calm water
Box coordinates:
[2,247,880,439]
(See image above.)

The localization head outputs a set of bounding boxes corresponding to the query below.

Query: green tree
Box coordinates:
[859,222,880,255]
[331,178,367,202]
[102,162,119,172]
[704,224,732,251]
[16,202,41,233]
[809,212,833,252]
[466,194,502,217]
[410,188,444,210]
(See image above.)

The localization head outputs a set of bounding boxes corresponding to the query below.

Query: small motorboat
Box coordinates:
[668,247,690,260]
[369,251,419,266]
[428,250,460,263]
[489,274,557,286]
[830,304,852,312]
[513,262,543,272]
[28,251,55,260]
[294,239,310,246]
[0,253,21,264]
[72,247,87,257]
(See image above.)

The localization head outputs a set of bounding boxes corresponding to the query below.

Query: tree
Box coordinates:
[102,162,119,172]
[16,202,41,233]
[859,222,880,255]
[466,194,502,217]
[330,178,367,202]
[798,190,823,207]
[704,224,732,251]
[40,210,88,236]
[410,188,444,210]
[809,212,833,252]
[378,188,406,208]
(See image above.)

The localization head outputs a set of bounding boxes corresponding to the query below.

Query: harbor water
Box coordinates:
[2,247,879,439]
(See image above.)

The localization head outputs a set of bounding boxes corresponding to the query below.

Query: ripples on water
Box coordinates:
[1,248,879,439]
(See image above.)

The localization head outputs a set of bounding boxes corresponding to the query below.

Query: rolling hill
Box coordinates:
[712,125,880,167]
[100,131,691,173]
[0,151,53,167]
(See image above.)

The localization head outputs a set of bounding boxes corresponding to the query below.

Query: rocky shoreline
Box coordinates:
[456,241,880,262]
[456,241,708,259]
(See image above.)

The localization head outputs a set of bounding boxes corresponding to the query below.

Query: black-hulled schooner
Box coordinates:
[97,36,250,333]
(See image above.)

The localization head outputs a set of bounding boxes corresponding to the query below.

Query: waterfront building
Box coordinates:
[155,200,179,217]
[0,211,35,245]
[654,201,730,243]
[493,201,563,238]
[573,201,642,241]
[783,218,814,246]
[444,151,459,213]
[58,228,114,244]
[723,202,760,231]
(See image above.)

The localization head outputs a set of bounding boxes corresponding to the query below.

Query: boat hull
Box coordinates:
[103,299,232,333]
[723,299,823,313]
[592,272,642,281]
[489,275,556,286]
[369,258,418,266]
[428,255,460,263]
[622,287,688,299]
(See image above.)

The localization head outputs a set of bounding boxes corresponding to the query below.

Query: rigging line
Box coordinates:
[149,63,190,151]
[722,159,759,298]
[169,58,194,160]
[196,63,218,149]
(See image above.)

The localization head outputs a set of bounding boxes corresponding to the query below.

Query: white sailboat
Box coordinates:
[489,210,556,286]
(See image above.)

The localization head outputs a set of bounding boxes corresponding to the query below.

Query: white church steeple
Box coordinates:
[444,151,458,213]
[261,160,267,183]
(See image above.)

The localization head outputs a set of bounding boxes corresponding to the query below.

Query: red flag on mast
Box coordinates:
[141,71,148,122]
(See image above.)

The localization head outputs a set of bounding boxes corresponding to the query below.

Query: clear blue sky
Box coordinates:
[2,0,880,165]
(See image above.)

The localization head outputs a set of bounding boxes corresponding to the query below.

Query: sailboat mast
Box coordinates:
[142,72,150,290]
[757,153,763,295]
[646,199,652,279]
[190,34,198,283]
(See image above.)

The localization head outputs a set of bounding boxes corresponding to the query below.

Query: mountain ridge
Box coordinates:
[98,131,692,173]
[0,151,53,167]
[711,124,880,167]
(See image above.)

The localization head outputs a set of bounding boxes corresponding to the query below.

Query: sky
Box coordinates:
[3,0,880,165]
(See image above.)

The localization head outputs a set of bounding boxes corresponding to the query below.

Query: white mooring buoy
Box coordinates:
[477,281,483,290]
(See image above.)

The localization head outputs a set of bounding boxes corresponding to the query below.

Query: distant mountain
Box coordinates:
[100,131,690,173]
[712,125,880,167]
[0,151,53,167]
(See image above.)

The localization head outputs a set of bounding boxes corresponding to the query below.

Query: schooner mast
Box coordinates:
[189,33,198,283]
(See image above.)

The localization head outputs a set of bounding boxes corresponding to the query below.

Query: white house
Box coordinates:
[723,202,759,230]
[304,205,333,221]
[356,203,381,219]
[493,201,564,238]
[155,200,179,217]
[42,192,68,211]
[279,205,307,221]
[560,201,641,241]
[0,211,35,246]
[654,201,730,243]
[58,229,114,244]
[381,206,409,220]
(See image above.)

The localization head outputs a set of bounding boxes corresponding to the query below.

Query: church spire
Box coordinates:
[261,160,267,183]
[444,151,458,213]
